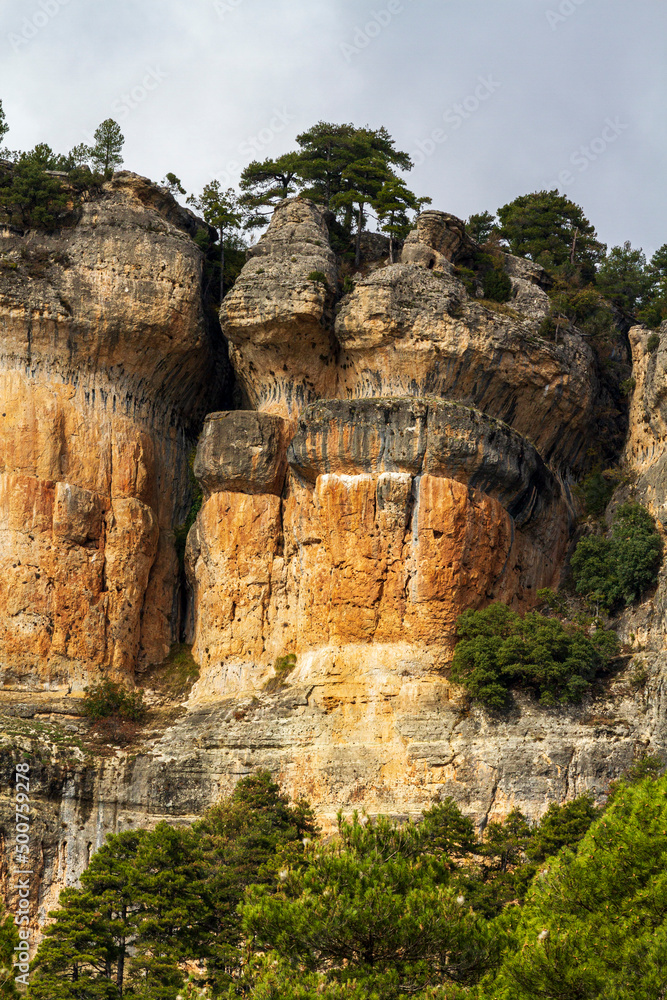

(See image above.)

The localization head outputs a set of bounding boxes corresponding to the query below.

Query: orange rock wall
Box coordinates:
[0,173,222,689]
[188,469,567,696]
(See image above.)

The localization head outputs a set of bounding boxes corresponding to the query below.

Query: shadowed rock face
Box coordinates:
[287,397,564,537]
[0,172,225,688]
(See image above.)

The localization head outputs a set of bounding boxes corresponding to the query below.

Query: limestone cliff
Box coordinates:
[2,192,658,942]
[0,172,225,688]
[187,198,624,697]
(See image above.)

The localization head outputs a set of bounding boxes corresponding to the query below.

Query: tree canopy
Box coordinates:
[187,181,244,301]
[497,189,606,274]
[450,602,619,709]
[89,119,124,175]
[571,502,663,611]
[236,121,421,264]
[481,773,667,1000]
[0,100,9,149]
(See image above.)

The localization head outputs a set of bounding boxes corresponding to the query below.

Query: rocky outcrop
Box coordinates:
[1,195,645,938]
[0,172,224,688]
[220,198,338,417]
[186,397,570,691]
[624,321,667,529]
[188,202,624,702]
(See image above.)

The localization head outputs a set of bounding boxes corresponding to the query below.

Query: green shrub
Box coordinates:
[263,653,297,693]
[342,274,354,295]
[481,265,512,302]
[307,270,328,286]
[82,679,146,722]
[455,264,477,296]
[450,602,618,709]
[574,468,616,517]
[620,376,636,396]
[571,502,663,610]
[647,332,661,352]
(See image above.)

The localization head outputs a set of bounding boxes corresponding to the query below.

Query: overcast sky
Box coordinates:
[1,0,665,255]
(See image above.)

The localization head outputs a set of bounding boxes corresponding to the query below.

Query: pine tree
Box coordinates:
[497,190,605,274]
[0,156,69,230]
[126,823,207,998]
[0,99,8,148]
[466,211,497,244]
[293,121,358,207]
[596,241,653,314]
[239,152,302,227]
[239,812,497,996]
[27,887,121,999]
[187,181,243,301]
[195,770,317,994]
[482,774,667,1000]
[162,172,185,196]
[375,176,430,262]
[89,119,124,176]
[0,900,19,999]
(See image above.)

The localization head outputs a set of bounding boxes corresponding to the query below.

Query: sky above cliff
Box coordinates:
[0,0,665,254]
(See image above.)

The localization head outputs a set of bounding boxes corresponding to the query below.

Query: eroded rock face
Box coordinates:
[220,198,338,416]
[624,321,667,530]
[0,199,657,935]
[188,201,631,701]
[187,397,570,693]
[0,172,223,688]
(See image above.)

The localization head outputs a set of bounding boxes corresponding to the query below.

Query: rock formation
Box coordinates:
[2,188,657,941]
[187,196,624,697]
[0,172,224,689]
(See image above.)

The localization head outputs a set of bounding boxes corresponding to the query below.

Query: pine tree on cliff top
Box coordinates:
[375,175,431,262]
[0,100,8,148]
[187,181,243,301]
[497,189,605,273]
[89,119,124,176]
[239,151,302,227]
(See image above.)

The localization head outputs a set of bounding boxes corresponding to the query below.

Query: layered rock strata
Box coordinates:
[0,172,223,688]
[2,194,647,934]
[187,398,570,690]
[189,198,625,700]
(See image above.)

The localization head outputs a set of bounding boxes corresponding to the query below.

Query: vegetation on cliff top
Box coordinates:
[2,95,666,326]
[26,764,667,999]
